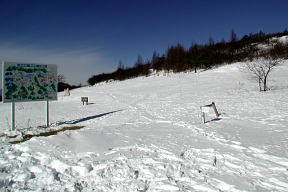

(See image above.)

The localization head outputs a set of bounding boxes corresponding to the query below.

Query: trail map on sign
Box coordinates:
[2,62,57,103]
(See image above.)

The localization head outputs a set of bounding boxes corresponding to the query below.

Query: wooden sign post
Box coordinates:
[81,97,88,105]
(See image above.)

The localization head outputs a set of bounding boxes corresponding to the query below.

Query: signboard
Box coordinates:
[2,62,57,103]
[201,106,211,113]
[81,97,88,105]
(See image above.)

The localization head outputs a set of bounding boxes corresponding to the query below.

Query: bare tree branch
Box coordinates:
[244,56,281,91]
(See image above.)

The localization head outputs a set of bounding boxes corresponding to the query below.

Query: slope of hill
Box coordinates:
[0,61,288,191]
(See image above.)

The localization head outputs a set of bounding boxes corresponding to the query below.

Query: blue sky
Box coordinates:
[0,0,287,85]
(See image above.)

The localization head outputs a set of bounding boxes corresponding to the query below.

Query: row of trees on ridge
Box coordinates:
[88,29,288,85]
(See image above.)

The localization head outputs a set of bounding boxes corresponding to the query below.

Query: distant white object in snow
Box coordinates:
[64,88,70,96]
[200,102,220,123]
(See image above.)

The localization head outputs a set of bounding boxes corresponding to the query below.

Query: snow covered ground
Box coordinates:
[271,35,288,44]
[1,61,288,191]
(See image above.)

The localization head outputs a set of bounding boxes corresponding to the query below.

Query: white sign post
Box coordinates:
[200,102,220,123]
[2,62,58,130]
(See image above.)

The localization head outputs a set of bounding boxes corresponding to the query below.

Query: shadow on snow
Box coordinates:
[205,117,222,123]
[56,110,123,125]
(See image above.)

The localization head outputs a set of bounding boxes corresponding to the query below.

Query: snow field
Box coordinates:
[1,61,288,191]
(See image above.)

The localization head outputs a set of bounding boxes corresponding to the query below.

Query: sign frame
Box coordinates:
[2,61,58,130]
[2,61,58,103]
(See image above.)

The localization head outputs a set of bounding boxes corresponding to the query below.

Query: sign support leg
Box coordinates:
[202,112,206,124]
[212,102,220,117]
[11,102,15,131]
[46,100,49,127]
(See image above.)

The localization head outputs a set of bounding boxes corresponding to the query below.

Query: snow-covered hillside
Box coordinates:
[271,35,288,44]
[1,61,288,191]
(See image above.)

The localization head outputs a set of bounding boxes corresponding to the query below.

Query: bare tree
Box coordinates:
[208,36,214,46]
[135,55,144,67]
[58,74,65,83]
[118,60,124,70]
[245,56,281,91]
[230,29,238,42]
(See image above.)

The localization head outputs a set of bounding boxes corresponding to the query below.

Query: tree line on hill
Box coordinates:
[87,29,288,86]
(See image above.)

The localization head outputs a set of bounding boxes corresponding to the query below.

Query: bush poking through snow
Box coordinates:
[9,126,85,144]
